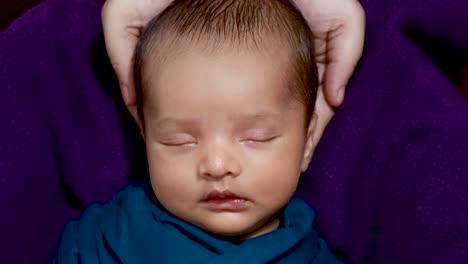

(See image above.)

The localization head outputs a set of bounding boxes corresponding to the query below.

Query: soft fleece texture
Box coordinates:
[0,0,467,263]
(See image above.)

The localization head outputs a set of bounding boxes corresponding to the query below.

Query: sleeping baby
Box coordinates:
[55,0,341,263]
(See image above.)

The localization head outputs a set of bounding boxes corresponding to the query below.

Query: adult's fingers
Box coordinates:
[323,3,365,106]
[102,1,141,106]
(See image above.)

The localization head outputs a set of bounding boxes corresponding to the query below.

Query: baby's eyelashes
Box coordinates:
[240,130,279,144]
[159,134,197,147]
[156,130,280,147]
[160,141,197,147]
[241,136,278,143]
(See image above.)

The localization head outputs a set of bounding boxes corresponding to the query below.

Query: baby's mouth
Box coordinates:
[202,190,248,211]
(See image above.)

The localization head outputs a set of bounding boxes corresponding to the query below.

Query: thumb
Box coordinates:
[102,2,141,106]
[324,4,365,107]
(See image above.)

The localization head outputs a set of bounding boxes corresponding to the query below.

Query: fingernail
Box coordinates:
[337,86,345,104]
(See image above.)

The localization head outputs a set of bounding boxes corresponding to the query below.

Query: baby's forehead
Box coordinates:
[142,45,294,97]
[141,39,293,81]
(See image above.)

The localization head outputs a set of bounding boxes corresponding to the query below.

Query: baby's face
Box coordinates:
[141,47,316,239]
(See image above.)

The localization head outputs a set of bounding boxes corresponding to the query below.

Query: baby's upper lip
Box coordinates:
[203,190,245,201]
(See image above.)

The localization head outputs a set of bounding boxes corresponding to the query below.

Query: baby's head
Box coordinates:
[132,0,321,239]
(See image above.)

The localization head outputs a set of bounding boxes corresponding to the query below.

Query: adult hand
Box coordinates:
[292,0,365,148]
[102,0,174,106]
[293,0,365,106]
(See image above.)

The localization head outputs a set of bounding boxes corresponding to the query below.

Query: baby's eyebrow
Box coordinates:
[154,117,198,129]
[233,112,283,127]
[153,112,283,129]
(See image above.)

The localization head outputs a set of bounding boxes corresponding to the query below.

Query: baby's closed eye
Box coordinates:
[159,134,197,146]
[241,129,279,144]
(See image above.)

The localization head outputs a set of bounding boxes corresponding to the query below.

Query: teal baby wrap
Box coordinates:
[55,182,341,263]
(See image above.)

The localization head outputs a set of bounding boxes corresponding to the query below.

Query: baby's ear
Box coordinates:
[301,113,318,172]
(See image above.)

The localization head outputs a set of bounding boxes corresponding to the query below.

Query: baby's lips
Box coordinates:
[203,190,245,201]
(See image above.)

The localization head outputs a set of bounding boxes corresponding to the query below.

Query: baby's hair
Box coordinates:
[134,0,318,128]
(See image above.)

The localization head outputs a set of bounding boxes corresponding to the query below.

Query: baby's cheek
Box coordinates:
[251,157,301,197]
[248,141,303,192]
[149,169,197,215]
[147,151,198,202]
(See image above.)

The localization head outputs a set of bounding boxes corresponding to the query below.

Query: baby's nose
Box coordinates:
[198,144,241,179]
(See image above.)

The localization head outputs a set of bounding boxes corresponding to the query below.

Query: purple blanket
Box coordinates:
[0,0,467,263]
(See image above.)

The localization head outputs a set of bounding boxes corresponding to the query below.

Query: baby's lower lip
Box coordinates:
[204,197,247,211]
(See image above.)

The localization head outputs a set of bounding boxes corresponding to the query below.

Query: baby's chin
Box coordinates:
[194,212,280,240]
